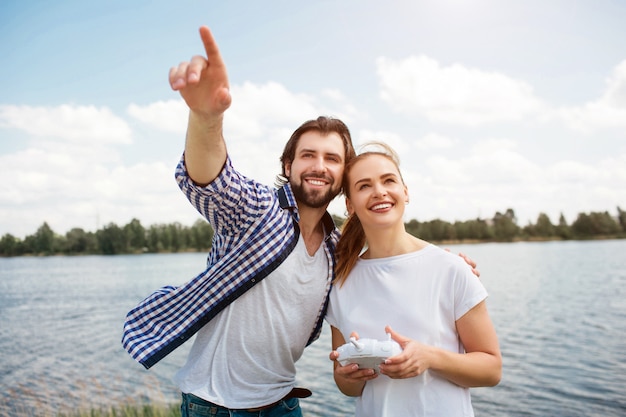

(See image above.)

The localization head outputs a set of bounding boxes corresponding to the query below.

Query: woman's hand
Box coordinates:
[330,327,378,396]
[378,326,434,379]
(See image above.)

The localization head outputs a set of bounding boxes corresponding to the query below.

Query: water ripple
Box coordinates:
[2,242,626,416]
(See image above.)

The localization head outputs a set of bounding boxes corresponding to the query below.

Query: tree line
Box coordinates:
[404,207,626,243]
[1,207,625,257]
[0,219,214,257]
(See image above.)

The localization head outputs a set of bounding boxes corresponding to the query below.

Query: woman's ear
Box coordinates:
[345,197,355,216]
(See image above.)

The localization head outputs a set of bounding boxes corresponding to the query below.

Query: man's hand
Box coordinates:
[168,26,231,118]
[459,252,480,278]
[445,249,480,278]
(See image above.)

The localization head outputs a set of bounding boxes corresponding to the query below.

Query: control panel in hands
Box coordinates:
[336,333,402,373]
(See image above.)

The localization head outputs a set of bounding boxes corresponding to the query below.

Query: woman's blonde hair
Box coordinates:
[334,142,404,287]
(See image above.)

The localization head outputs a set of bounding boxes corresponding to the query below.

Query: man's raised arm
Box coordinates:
[169,26,232,185]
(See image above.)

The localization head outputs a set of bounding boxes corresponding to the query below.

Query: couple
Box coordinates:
[122,26,501,417]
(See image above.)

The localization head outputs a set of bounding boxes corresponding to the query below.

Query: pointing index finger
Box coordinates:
[199,26,225,68]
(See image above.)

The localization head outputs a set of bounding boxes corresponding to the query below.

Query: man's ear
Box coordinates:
[284,161,291,178]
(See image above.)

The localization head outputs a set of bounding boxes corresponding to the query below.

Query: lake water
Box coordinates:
[1,240,625,416]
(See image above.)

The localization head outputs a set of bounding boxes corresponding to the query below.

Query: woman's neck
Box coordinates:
[361,226,428,259]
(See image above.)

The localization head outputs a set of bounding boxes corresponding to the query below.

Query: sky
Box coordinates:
[1,0,625,239]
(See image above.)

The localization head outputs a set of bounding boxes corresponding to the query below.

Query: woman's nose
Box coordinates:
[372,182,387,197]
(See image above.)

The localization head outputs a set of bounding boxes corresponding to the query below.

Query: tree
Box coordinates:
[453,220,471,241]
[33,222,55,254]
[64,228,96,254]
[167,223,183,252]
[405,219,421,238]
[146,225,162,253]
[96,223,126,254]
[555,213,572,239]
[617,206,626,232]
[589,211,620,235]
[191,219,214,251]
[571,213,593,236]
[572,211,619,237]
[0,234,19,256]
[124,218,146,252]
[492,209,519,241]
[534,213,555,237]
[424,219,453,241]
[467,218,493,240]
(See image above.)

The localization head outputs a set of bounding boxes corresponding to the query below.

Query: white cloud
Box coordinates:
[0,102,195,237]
[356,129,410,155]
[226,81,358,140]
[0,104,133,144]
[127,100,188,134]
[557,102,626,133]
[127,80,359,145]
[375,56,626,136]
[601,153,626,183]
[413,133,457,150]
[0,140,199,237]
[556,59,626,132]
[320,89,361,119]
[548,160,599,183]
[422,138,539,186]
[397,137,626,226]
[601,59,626,108]
[376,55,546,126]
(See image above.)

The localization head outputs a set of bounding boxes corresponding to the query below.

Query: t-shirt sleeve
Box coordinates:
[324,287,339,327]
[453,259,489,321]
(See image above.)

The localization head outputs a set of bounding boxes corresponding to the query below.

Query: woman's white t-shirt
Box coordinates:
[326,244,488,417]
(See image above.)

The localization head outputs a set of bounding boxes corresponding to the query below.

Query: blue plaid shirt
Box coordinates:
[122,155,339,369]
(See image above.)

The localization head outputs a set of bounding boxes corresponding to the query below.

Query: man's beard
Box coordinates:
[290,175,340,209]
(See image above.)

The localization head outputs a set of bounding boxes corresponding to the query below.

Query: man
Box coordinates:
[123,26,355,416]
[122,25,478,416]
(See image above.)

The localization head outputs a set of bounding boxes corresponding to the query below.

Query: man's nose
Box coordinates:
[312,156,327,172]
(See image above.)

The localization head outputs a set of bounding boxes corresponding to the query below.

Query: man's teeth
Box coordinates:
[308,179,325,186]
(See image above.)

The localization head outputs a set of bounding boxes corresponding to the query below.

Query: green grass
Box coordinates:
[55,402,180,417]
[1,372,181,417]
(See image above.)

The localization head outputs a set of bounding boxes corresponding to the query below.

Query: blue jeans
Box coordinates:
[180,393,303,417]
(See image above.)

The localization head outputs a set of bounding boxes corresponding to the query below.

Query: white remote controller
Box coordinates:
[336,333,402,373]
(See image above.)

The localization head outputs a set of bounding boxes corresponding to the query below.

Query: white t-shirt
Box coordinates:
[326,244,488,417]
[174,235,328,409]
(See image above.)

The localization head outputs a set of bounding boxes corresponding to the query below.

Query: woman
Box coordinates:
[326,142,501,417]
